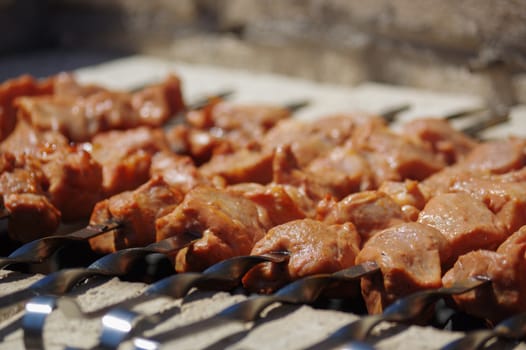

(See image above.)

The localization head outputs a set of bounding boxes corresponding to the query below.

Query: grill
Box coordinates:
[1,56,526,350]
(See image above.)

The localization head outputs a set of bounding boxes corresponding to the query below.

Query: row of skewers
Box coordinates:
[0,71,524,349]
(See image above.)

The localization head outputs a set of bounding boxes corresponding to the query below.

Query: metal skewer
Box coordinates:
[0,234,195,320]
[304,276,491,349]
[441,311,526,350]
[21,252,289,350]
[0,221,121,270]
[131,261,380,350]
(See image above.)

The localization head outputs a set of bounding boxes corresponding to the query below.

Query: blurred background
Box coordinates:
[1,0,526,110]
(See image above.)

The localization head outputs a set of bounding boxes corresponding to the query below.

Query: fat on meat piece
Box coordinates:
[356,222,452,314]
[90,127,170,196]
[262,115,368,167]
[0,74,54,141]
[319,191,408,243]
[401,117,478,164]
[378,180,430,220]
[418,192,507,260]
[89,176,184,253]
[156,186,272,272]
[16,74,185,142]
[199,149,274,185]
[150,151,207,193]
[227,182,314,226]
[4,193,61,242]
[442,226,526,324]
[243,218,361,294]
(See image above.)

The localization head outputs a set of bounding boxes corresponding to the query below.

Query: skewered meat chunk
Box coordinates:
[186,101,291,150]
[243,218,361,294]
[271,145,340,201]
[0,74,54,141]
[227,182,313,226]
[199,149,274,184]
[378,180,429,220]
[1,120,69,157]
[89,175,184,253]
[442,226,526,324]
[150,151,207,193]
[156,186,272,272]
[39,147,103,221]
[352,126,447,184]
[319,191,408,242]
[16,74,185,142]
[90,127,170,196]
[401,117,478,164]
[460,138,526,174]
[418,192,508,260]
[449,177,526,232]
[305,144,375,198]
[4,193,61,242]
[356,222,452,314]
[262,115,365,167]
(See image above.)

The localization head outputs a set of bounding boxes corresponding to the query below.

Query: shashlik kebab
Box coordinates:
[0,74,296,243]
[5,113,526,348]
[0,74,523,315]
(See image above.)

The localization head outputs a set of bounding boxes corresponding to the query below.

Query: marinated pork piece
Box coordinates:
[356,222,452,314]
[0,74,54,141]
[40,147,103,221]
[272,145,339,201]
[262,115,368,167]
[4,193,61,242]
[16,74,185,142]
[461,138,526,174]
[401,117,478,164]
[156,186,272,272]
[418,192,507,260]
[0,153,61,241]
[0,122,103,221]
[89,176,184,253]
[442,226,526,324]
[319,191,408,242]
[0,120,69,157]
[199,149,274,184]
[91,127,171,196]
[448,177,526,231]
[186,101,291,150]
[378,180,430,220]
[227,182,314,226]
[305,144,375,198]
[352,126,447,184]
[243,219,361,294]
[150,151,207,193]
